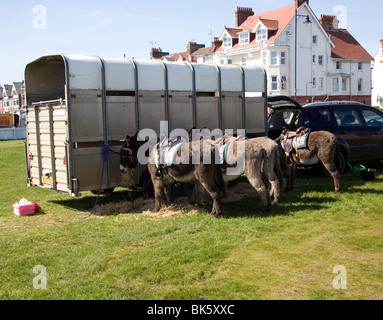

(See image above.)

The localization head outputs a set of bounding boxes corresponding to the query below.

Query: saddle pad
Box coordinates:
[218,141,231,164]
[154,142,185,168]
[294,132,310,150]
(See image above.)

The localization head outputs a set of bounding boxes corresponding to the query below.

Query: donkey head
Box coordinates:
[120,134,139,173]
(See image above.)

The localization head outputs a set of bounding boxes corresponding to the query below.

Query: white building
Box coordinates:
[197,0,373,104]
[372,40,383,108]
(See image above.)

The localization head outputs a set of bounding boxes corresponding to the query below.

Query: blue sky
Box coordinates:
[0,0,382,84]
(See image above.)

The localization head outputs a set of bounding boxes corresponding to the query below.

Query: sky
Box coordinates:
[0,0,382,85]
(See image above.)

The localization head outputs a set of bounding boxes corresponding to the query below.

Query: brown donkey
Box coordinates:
[277,129,341,193]
[120,134,224,218]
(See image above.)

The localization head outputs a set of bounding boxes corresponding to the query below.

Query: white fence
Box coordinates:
[0,127,27,140]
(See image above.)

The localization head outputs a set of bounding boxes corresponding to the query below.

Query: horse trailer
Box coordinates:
[24,54,268,197]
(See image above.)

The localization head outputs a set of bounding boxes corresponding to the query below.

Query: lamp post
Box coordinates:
[294,8,312,101]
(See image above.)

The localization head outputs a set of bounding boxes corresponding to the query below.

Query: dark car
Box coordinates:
[267,96,383,173]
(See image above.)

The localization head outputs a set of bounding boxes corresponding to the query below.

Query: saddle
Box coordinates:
[154,135,185,180]
[278,127,311,166]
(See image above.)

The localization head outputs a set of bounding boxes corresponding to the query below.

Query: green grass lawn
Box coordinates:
[1,140,382,300]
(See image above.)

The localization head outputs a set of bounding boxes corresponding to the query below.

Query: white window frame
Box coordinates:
[333,78,339,92]
[223,37,232,49]
[256,28,267,42]
[241,57,247,66]
[319,77,324,89]
[358,78,363,92]
[281,51,286,65]
[271,76,278,91]
[262,51,268,66]
[281,76,287,90]
[239,32,250,45]
[342,77,347,91]
[318,55,324,66]
[271,51,278,65]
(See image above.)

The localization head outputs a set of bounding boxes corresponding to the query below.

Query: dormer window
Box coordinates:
[223,37,232,49]
[256,28,267,42]
[239,31,250,45]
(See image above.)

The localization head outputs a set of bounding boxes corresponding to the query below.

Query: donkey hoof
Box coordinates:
[210,211,221,218]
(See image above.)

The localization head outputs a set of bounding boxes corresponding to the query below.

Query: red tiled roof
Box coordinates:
[215,4,296,52]
[326,29,374,60]
[259,19,279,30]
[224,27,243,38]
[239,4,296,43]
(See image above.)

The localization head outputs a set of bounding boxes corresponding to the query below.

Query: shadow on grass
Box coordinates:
[49,189,140,212]
[48,162,382,218]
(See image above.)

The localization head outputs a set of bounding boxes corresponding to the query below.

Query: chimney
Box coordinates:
[187,42,205,54]
[235,7,254,28]
[295,0,309,8]
[150,47,169,60]
[212,37,223,50]
[319,15,338,31]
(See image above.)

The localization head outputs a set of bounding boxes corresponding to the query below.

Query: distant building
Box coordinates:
[372,40,383,108]
[0,81,26,114]
[163,0,373,104]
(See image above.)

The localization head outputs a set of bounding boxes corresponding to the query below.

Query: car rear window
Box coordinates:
[301,108,332,127]
[334,107,363,127]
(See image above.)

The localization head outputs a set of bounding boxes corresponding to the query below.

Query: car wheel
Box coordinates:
[321,151,346,177]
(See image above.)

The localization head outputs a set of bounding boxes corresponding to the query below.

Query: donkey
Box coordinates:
[277,128,341,193]
[120,134,224,218]
[196,132,276,213]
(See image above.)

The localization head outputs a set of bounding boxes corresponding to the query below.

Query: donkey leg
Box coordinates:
[191,181,205,207]
[245,159,270,213]
[195,167,222,218]
[321,161,341,193]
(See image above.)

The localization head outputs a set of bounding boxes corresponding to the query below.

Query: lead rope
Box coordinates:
[79,145,134,220]
[79,145,110,220]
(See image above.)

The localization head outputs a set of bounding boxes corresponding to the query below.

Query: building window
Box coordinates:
[312,77,316,87]
[239,32,249,45]
[333,78,339,92]
[281,51,286,65]
[227,59,233,65]
[336,61,341,70]
[223,37,232,49]
[262,51,268,66]
[271,52,278,65]
[318,55,324,66]
[242,57,247,66]
[271,76,278,91]
[313,35,317,44]
[358,62,363,70]
[313,55,316,64]
[281,76,287,90]
[220,59,225,65]
[319,77,324,89]
[257,28,267,42]
[358,78,363,92]
[342,77,347,91]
